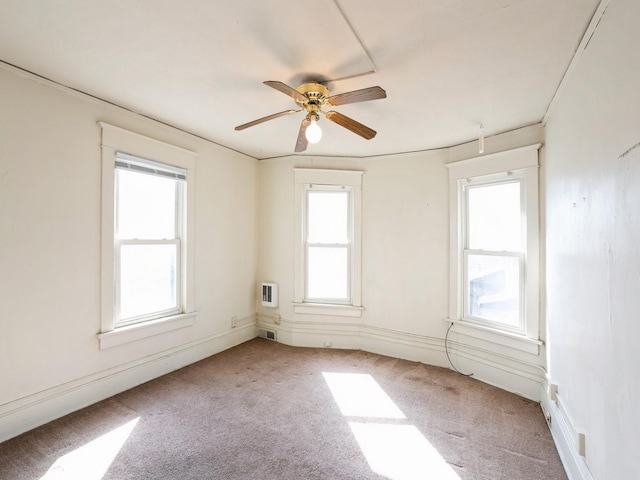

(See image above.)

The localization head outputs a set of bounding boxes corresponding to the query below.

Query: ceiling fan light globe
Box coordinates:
[305,120,322,144]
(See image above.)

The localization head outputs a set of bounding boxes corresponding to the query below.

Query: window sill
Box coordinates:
[445,318,542,355]
[98,312,196,350]
[293,303,363,318]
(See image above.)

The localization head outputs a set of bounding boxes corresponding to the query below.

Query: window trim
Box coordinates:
[294,168,363,317]
[447,144,540,342]
[99,123,197,348]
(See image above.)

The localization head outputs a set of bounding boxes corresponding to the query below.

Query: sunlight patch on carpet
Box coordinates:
[322,372,405,419]
[323,372,460,480]
[350,422,460,480]
[40,417,139,480]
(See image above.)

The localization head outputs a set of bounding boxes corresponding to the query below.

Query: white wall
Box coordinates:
[544,0,640,478]
[257,153,451,363]
[0,65,258,441]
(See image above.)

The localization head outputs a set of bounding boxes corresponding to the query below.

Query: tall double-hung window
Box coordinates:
[305,186,351,303]
[294,169,363,317]
[114,153,185,325]
[463,175,524,332]
[99,123,196,349]
[448,145,540,344]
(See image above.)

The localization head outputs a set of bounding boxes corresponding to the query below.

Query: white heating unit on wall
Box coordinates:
[261,283,278,308]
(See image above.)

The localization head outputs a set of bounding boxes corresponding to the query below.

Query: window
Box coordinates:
[305,186,351,303]
[294,169,363,317]
[114,153,184,325]
[448,145,540,343]
[463,175,524,332]
[99,123,196,349]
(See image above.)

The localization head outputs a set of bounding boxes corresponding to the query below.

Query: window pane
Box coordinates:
[468,182,521,251]
[307,247,348,300]
[119,244,178,321]
[308,191,349,244]
[466,254,520,328]
[116,169,177,239]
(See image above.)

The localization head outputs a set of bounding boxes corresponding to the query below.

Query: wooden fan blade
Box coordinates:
[327,86,386,106]
[294,117,311,152]
[325,111,377,140]
[264,81,308,103]
[235,110,297,131]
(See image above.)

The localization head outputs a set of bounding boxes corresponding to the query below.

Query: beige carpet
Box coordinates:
[0,338,567,479]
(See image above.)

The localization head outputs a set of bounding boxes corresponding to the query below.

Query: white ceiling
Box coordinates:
[0,0,600,159]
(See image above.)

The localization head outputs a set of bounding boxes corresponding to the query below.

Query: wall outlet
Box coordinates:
[231,316,237,328]
[578,433,586,457]
[273,314,281,325]
[549,383,559,402]
[324,340,332,347]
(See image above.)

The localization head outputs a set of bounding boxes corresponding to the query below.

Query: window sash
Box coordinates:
[115,170,183,242]
[306,190,350,244]
[114,239,183,326]
[462,249,525,333]
[464,178,524,252]
[305,244,352,303]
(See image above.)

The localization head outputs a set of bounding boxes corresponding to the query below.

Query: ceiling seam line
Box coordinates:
[541,0,610,125]
[327,0,378,84]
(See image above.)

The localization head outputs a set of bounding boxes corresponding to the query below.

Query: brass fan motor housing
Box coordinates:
[295,82,330,114]
[234,79,386,152]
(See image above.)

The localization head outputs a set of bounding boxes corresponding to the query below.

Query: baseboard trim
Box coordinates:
[257,314,544,400]
[540,378,595,480]
[2,313,548,443]
[0,321,256,443]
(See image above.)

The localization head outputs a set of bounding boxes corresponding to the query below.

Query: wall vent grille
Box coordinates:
[257,328,277,341]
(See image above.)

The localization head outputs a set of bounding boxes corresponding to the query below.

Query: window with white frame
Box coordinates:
[294,169,363,317]
[98,123,196,349]
[463,174,524,332]
[305,185,351,303]
[114,153,185,325]
[448,145,540,342]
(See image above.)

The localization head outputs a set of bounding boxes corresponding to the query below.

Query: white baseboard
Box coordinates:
[0,321,256,443]
[268,317,448,367]
[257,314,545,400]
[540,378,595,480]
[445,343,545,400]
[3,312,548,446]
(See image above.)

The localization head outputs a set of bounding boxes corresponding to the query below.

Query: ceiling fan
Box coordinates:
[235,80,387,152]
